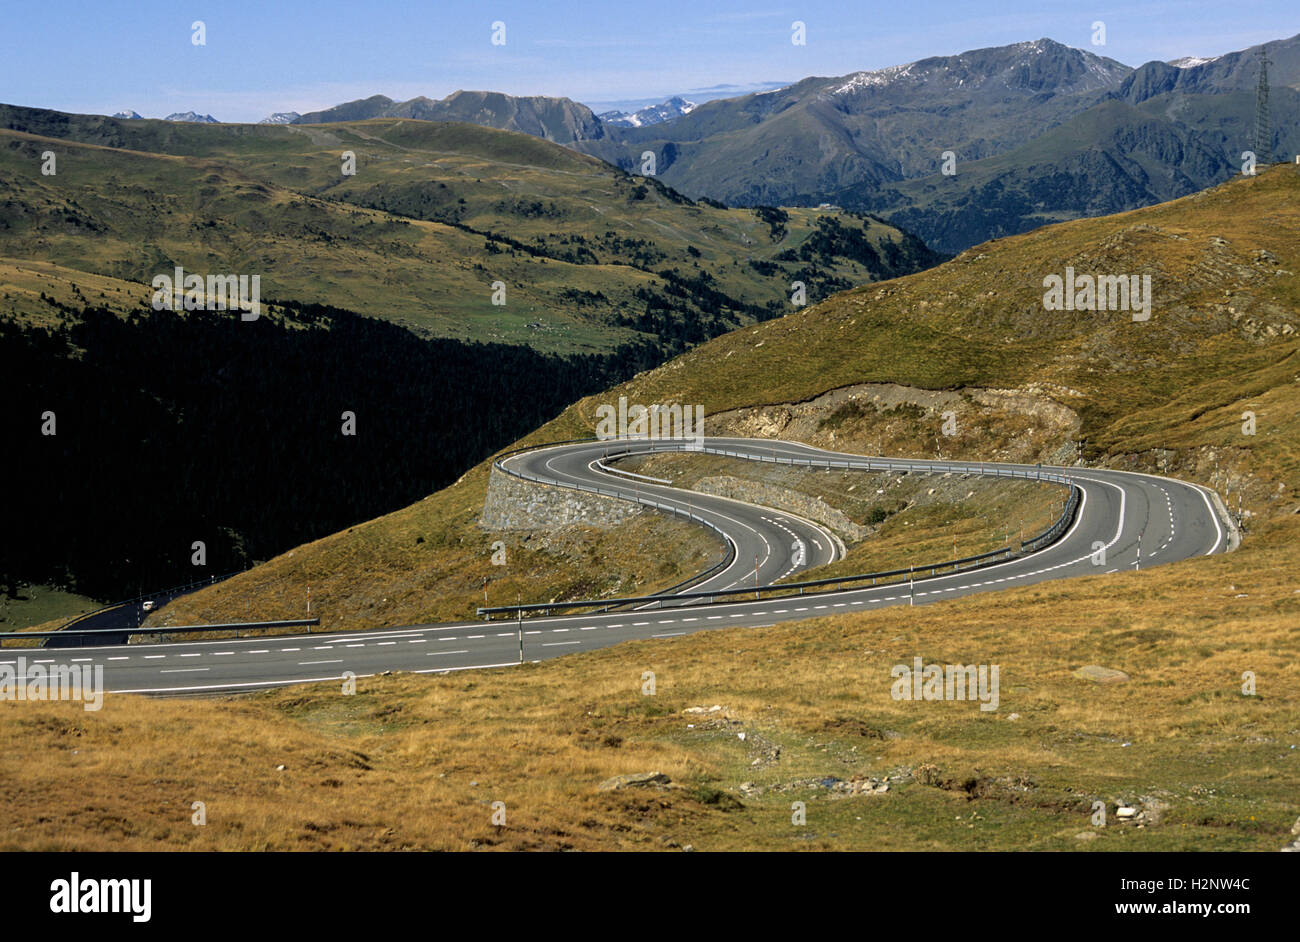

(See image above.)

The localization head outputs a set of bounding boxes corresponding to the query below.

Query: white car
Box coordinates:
[141,600,156,612]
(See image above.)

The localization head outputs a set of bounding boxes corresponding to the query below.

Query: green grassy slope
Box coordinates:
[0,106,941,354]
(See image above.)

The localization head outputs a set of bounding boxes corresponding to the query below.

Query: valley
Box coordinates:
[2,8,1297,872]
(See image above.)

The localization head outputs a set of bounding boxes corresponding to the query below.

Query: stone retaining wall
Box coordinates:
[693,475,870,541]
[480,467,643,530]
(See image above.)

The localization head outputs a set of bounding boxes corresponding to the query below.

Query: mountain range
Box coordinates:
[573,36,1300,252]
[66,31,1300,256]
[270,34,1300,253]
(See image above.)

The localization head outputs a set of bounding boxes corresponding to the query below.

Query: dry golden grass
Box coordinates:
[4,514,1295,851]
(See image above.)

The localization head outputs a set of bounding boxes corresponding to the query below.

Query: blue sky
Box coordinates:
[4,0,1298,121]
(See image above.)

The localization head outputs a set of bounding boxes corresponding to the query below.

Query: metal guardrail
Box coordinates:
[1,618,321,647]
[482,438,1081,618]
[478,545,1020,616]
[1021,480,1081,553]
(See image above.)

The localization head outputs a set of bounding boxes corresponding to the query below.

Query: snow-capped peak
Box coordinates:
[1168,55,1222,69]
[599,96,695,128]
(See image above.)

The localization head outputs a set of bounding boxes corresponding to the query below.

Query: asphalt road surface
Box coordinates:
[8,437,1233,696]
[46,578,231,648]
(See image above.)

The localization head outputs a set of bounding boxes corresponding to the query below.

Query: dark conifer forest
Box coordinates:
[1,301,660,601]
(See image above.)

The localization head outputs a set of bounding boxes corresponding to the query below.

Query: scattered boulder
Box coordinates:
[1283,816,1300,852]
[1073,665,1130,684]
[598,771,671,791]
[752,774,890,798]
[1139,795,1171,825]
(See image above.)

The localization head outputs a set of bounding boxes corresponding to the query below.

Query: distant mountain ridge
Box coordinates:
[86,31,1300,252]
[163,111,219,123]
[294,90,604,142]
[573,34,1300,252]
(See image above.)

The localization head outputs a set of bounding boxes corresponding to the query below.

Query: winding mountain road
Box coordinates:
[7,437,1234,696]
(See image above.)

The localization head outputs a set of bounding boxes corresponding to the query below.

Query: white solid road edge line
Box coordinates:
[109,661,522,695]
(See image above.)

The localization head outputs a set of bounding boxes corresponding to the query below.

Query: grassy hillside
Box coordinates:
[158,166,1300,631]
[0,106,940,355]
[579,165,1300,513]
